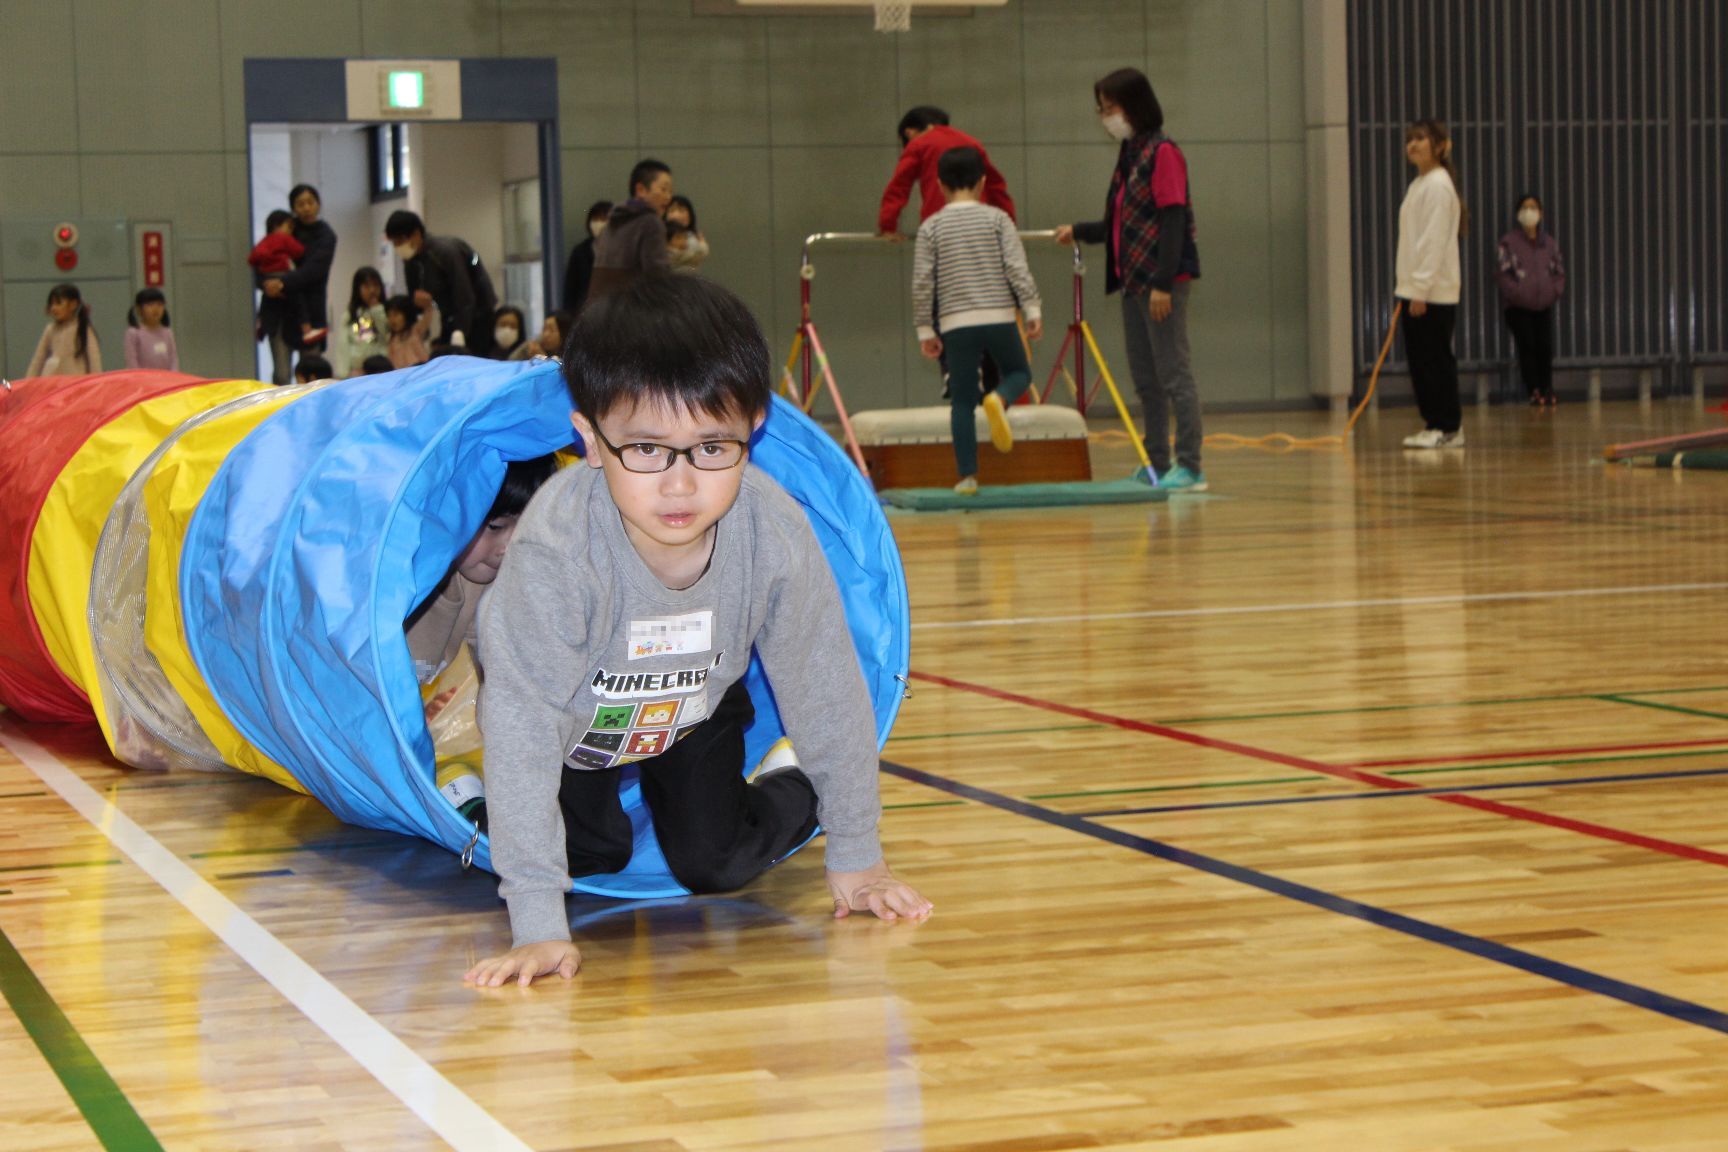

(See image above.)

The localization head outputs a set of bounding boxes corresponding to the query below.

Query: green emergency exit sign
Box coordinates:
[386,71,426,110]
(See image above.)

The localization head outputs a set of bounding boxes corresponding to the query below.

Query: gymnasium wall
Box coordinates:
[0,0,1317,411]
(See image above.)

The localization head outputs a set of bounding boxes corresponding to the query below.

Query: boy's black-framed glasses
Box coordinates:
[586,423,749,473]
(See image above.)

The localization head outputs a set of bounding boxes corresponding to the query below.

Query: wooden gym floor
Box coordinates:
[5,398,1728,1151]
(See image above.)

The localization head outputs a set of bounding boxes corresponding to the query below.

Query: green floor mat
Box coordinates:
[879,478,1172,510]
[1652,450,1728,470]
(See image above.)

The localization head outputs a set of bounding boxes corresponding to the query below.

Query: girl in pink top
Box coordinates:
[124,288,180,372]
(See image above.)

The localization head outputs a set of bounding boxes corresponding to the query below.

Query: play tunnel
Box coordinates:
[0,360,910,898]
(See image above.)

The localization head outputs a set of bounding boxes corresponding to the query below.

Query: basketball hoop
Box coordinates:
[874,0,912,32]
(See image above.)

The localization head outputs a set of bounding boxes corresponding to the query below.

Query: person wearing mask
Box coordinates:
[1056,69,1207,490]
[384,210,498,353]
[1497,194,1566,406]
[491,306,531,361]
[562,200,612,311]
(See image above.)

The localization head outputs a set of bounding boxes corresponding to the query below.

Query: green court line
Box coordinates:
[0,890,11,896]
[0,859,121,874]
[882,799,967,811]
[188,838,404,860]
[1597,695,1728,722]
[0,926,164,1151]
[1028,745,1728,801]
[0,790,49,799]
[887,723,1097,743]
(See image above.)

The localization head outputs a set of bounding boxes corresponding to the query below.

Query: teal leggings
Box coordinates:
[944,322,1030,477]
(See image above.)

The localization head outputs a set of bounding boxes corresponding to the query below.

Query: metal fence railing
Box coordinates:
[1348,0,1727,385]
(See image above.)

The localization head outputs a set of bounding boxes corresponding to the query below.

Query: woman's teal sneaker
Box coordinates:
[1159,465,1208,492]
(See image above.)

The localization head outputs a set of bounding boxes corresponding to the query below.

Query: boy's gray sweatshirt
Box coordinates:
[477,463,884,946]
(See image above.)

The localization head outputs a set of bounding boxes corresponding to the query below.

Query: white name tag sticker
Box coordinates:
[628,611,713,660]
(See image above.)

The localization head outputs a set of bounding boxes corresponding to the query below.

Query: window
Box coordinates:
[369,124,410,202]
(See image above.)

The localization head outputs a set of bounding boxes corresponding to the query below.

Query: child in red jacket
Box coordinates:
[249,211,325,345]
[877,106,1016,237]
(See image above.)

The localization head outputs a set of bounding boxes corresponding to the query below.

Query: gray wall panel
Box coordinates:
[2,0,1311,402]
[0,0,78,155]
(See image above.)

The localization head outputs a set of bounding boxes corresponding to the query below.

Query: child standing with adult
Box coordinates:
[1497,194,1565,406]
[25,284,102,377]
[1396,119,1466,448]
[1056,69,1206,491]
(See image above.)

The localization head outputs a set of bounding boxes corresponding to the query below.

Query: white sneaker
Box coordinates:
[953,476,979,495]
[1437,429,1466,448]
[1402,428,1445,449]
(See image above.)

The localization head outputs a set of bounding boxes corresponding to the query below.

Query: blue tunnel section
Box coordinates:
[182,358,909,898]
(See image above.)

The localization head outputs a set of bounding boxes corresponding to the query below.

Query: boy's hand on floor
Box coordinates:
[827,860,934,923]
[465,940,581,988]
[919,337,943,360]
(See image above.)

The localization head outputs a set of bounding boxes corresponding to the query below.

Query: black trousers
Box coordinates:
[1505,306,1555,398]
[558,681,820,893]
[1402,301,1461,433]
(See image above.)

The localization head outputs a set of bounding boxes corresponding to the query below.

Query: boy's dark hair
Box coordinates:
[294,354,333,381]
[385,294,420,324]
[129,287,169,328]
[628,159,671,199]
[361,354,394,374]
[564,274,769,425]
[897,105,950,143]
[1094,68,1163,135]
[384,210,426,241]
[488,455,559,520]
[265,209,294,232]
[936,146,986,192]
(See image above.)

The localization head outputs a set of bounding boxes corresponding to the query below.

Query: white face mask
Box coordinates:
[589,220,607,239]
[1101,112,1133,141]
[1517,208,1542,230]
[393,242,416,261]
[495,325,519,347]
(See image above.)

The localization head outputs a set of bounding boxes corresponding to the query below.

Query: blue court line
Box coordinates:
[880,759,1728,1035]
[1075,763,1728,818]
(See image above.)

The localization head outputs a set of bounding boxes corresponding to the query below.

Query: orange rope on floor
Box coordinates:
[1202,302,1402,451]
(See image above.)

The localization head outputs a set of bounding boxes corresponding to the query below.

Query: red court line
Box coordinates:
[907,670,1728,869]
[1348,735,1728,769]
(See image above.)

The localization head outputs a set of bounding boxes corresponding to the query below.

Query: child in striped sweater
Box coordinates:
[913,147,1041,494]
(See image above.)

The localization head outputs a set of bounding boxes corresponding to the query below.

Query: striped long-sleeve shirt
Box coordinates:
[913,201,1040,340]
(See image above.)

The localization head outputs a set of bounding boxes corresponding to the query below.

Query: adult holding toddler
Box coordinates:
[466,274,932,988]
[1056,69,1207,491]
[259,184,336,384]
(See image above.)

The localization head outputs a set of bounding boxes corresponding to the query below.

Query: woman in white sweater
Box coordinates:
[1395,119,1465,449]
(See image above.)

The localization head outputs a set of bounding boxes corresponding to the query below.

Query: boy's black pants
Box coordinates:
[558,681,820,893]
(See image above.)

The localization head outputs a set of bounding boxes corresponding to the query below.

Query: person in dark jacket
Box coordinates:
[1497,194,1566,406]
[259,183,336,384]
[385,210,498,353]
[1056,69,1206,491]
[562,200,613,311]
[589,159,673,300]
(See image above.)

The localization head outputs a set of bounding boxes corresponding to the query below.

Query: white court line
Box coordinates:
[910,580,1728,631]
[0,724,532,1152]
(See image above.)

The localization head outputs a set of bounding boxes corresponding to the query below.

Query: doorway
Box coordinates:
[243,58,561,380]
